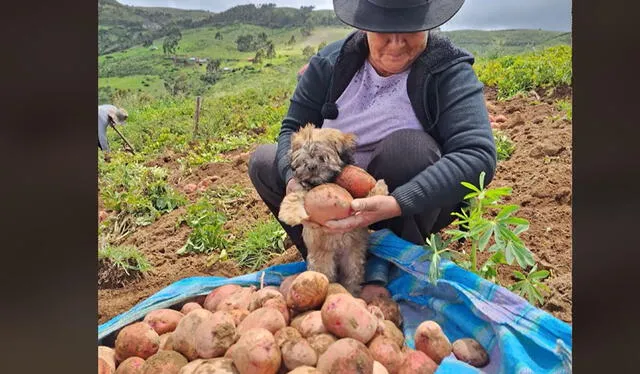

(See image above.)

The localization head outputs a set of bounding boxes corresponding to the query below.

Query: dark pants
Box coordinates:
[248,129,460,259]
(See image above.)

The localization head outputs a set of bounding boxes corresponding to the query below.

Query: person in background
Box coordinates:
[98,104,128,153]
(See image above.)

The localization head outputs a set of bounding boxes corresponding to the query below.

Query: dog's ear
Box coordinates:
[334,132,357,165]
[291,123,315,152]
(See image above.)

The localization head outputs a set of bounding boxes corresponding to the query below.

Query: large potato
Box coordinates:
[451,338,489,368]
[115,322,160,362]
[397,349,437,374]
[237,307,287,336]
[159,332,174,351]
[281,338,318,370]
[326,283,351,297]
[98,346,116,371]
[144,309,184,335]
[194,311,237,358]
[274,326,302,348]
[373,320,405,349]
[99,357,115,374]
[231,328,281,374]
[303,184,353,224]
[316,338,374,374]
[181,302,203,315]
[140,350,188,374]
[286,271,329,312]
[203,285,242,312]
[228,308,250,326]
[178,358,239,374]
[321,294,378,344]
[115,357,145,374]
[335,165,377,198]
[368,336,403,374]
[414,321,452,364]
[368,296,402,328]
[263,297,291,325]
[279,274,299,298]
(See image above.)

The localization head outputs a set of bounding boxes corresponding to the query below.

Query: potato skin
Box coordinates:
[451,338,489,368]
[263,297,291,325]
[368,336,403,374]
[286,271,329,312]
[279,274,299,299]
[231,328,281,374]
[203,284,242,312]
[373,320,405,349]
[414,321,452,364]
[303,184,353,225]
[274,326,303,348]
[115,357,145,374]
[98,346,116,371]
[335,165,376,198]
[194,310,238,359]
[307,333,337,356]
[115,322,161,362]
[316,338,374,374]
[373,361,390,374]
[217,286,256,312]
[249,287,285,311]
[159,333,174,351]
[397,349,438,374]
[180,302,203,315]
[368,297,403,328]
[281,338,318,370]
[321,294,378,344]
[294,310,327,338]
[286,367,322,374]
[178,358,239,374]
[99,357,115,374]
[140,350,188,374]
[143,308,184,335]
[237,307,287,336]
[326,283,351,297]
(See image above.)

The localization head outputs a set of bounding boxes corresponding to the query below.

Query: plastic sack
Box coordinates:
[98,229,572,373]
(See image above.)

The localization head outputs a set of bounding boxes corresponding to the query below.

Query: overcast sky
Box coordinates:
[118,0,572,32]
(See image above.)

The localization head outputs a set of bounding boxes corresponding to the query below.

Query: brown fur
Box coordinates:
[279,124,389,296]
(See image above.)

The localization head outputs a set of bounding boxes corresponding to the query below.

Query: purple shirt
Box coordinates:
[322,59,423,169]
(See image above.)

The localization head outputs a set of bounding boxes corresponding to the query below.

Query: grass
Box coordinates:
[494,130,516,161]
[177,198,230,255]
[556,99,572,120]
[226,218,288,271]
[98,244,152,288]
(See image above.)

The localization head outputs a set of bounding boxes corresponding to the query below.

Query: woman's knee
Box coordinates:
[367,130,442,188]
[248,144,277,184]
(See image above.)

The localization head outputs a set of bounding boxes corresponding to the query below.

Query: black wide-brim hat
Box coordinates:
[333,0,465,33]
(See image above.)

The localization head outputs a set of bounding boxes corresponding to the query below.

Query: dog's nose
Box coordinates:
[308,164,317,171]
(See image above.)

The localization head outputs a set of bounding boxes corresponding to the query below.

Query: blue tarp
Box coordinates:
[98,229,572,374]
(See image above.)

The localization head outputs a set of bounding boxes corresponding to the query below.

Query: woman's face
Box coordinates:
[366,31,428,76]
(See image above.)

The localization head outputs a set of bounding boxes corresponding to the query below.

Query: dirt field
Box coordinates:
[98,86,572,324]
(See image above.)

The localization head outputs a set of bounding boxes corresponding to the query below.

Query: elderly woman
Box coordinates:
[249,0,496,293]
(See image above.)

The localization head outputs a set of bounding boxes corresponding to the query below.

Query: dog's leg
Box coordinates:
[337,230,368,296]
[278,191,309,226]
[303,228,337,283]
[367,179,389,197]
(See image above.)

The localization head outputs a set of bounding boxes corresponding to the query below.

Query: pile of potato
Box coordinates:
[98,271,489,374]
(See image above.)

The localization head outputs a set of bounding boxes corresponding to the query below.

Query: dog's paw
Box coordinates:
[368,179,389,197]
[278,191,309,226]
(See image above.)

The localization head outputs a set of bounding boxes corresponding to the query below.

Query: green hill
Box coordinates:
[439,29,571,57]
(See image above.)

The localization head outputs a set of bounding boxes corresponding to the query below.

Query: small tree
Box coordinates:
[265,41,276,59]
[214,31,223,40]
[254,49,265,64]
[162,27,182,56]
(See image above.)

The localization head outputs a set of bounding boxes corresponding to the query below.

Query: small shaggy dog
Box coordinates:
[278,124,388,295]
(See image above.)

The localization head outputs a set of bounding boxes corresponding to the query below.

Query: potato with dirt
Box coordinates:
[99,346,117,371]
[237,306,287,336]
[286,271,329,311]
[279,274,299,298]
[144,308,185,335]
[451,338,489,368]
[326,283,350,297]
[373,320,405,349]
[321,293,378,344]
[230,328,281,374]
[140,350,188,374]
[303,184,353,225]
[262,297,291,325]
[203,284,242,312]
[178,357,239,374]
[172,309,235,361]
[414,320,452,364]
[228,308,250,326]
[307,333,337,356]
[194,310,238,358]
[115,357,145,374]
[281,338,318,370]
[99,357,115,374]
[249,287,285,311]
[334,165,377,198]
[368,296,402,328]
[181,302,203,315]
[316,338,374,374]
[368,336,403,374]
[286,367,322,374]
[159,333,174,351]
[274,326,302,348]
[115,321,161,362]
[397,349,438,374]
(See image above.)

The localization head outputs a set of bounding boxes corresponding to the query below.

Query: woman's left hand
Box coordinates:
[323,195,402,233]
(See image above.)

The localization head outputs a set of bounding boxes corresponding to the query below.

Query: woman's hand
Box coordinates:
[322,195,402,233]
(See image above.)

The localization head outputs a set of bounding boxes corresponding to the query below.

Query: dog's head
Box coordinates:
[289,124,357,190]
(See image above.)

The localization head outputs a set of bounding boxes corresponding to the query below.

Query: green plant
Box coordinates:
[556,99,572,120]
[177,198,230,255]
[225,218,287,271]
[98,244,152,288]
[418,233,454,284]
[446,172,535,277]
[493,130,516,161]
[509,264,551,306]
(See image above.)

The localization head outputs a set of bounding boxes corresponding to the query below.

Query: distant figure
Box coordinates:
[98,104,128,152]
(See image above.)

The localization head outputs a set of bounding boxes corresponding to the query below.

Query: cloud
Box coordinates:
[117,0,571,31]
